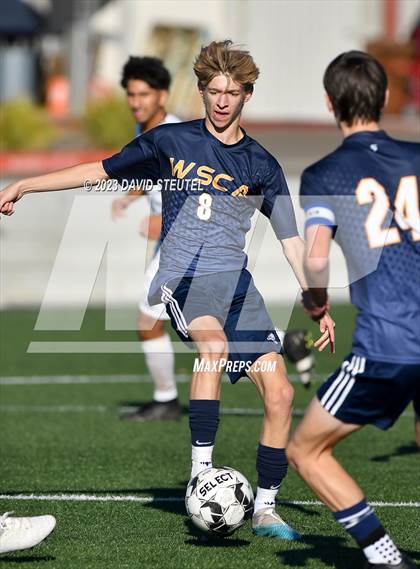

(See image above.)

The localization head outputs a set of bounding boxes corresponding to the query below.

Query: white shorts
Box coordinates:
[139,248,170,321]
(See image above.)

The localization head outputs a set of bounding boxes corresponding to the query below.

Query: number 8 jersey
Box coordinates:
[300,130,420,364]
[103,119,298,301]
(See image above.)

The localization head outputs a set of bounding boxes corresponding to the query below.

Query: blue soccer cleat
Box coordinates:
[252,507,301,540]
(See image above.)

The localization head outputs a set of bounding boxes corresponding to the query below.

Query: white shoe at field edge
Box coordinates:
[0,512,56,554]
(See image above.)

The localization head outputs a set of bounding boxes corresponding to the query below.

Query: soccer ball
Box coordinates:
[185,466,254,536]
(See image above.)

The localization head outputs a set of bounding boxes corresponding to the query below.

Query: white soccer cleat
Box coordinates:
[252,507,301,540]
[0,512,56,554]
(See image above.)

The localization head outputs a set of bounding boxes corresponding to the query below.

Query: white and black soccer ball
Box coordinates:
[185,466,254,536]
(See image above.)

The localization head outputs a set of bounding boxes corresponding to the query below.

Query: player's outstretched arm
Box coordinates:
[0,161,108,216]
[280,235,308,290]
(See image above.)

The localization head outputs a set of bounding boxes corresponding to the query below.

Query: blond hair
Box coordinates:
[193,40,259,93]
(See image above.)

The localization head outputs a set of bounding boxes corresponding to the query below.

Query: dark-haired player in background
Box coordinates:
[111,56,182,422]
[287,51,419,569]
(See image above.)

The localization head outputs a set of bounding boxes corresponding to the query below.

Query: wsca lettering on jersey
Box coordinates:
[169,157,249,197]
[198,472,235,498]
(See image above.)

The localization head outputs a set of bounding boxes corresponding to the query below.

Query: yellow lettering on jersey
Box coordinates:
[196,165,215,186]
[231,185,249,197]
[169,158,196,179]
[213,173,233,192]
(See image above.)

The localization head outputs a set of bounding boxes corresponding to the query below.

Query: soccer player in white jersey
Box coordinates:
[111,57,182,422]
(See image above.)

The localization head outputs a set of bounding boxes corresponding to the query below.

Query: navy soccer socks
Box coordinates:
[254,444,288,513]
[189,399,219,479]
[334,498,402,565]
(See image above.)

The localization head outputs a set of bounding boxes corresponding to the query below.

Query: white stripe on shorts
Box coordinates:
[324,373,351,412]
[330,378,356,416]
[320,356,353,407]
[323,355,367,416]
[320,355,367,414]
[161,284,189,337]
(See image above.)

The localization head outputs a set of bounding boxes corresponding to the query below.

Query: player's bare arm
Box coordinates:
[304,224,332,289]
[280,235,307,289]
[281,234,335,352]
[303,224,335,352]
[0,161,108,216]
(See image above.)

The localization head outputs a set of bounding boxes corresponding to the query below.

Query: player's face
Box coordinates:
[201,75,251,130]
[125,79,168,125]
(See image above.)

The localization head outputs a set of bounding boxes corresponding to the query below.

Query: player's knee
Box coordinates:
[138,313,164,341]
[198,336,228,361]
[286,440,304,472]
[264,382,294,412]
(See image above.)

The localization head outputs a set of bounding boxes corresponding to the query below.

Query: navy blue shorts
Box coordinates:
[159,269,283,383]
[317,353,420,430]
[414,389,420,417]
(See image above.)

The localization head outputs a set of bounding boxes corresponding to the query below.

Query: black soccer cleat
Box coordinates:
[120,399,182,422]
[283,330,314,388]
[364,555,419,569]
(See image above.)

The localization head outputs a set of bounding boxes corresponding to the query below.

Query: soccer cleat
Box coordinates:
[364,555,419,569]
[120,399,182,422]
[252,507,301,540]
[0,512,56,554]
[283,330,314,388]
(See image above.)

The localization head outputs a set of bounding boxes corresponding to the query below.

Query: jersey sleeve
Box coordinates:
[260,162,298,240]
[102,129,160,184]
[299,167,336,230]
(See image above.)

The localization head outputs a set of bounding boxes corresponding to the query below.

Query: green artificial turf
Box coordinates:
[0,305,419,568]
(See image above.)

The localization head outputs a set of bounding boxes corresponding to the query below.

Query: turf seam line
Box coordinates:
[0,494,418,508]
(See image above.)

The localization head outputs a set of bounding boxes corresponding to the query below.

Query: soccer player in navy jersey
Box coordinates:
[287,51,419,568]
[0,40,334,540]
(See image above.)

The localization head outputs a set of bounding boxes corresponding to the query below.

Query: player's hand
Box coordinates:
[314,312,335,353]
[139,214,162,240]
[0,183,24,216]
[111,196,130,220]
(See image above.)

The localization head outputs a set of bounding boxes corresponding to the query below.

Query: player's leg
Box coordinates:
[0,512,56,554]
[287,356,419,568]
[187,315,227,479]
[221,270,300,539]
[139,312,179,412]
[246,352,301,540]
[287,400,414,567]
[121,250,179,422]
[121,312,180,421]
[158,275,227,479]
[287,398,363,507]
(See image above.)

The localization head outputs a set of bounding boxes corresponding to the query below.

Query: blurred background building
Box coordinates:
[1,0,419,312]
[1,0,419,121]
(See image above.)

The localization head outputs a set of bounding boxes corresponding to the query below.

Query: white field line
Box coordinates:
[0,404,276,416]
[0,374,191,385]
[0,403,415,418]
[0,373,323,386]
[0,493,418,508]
